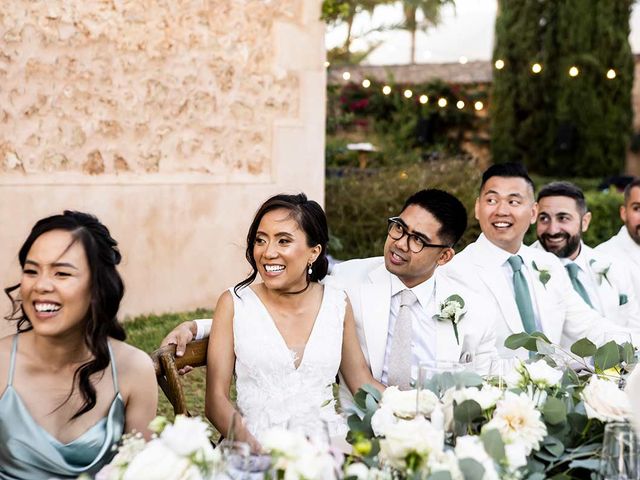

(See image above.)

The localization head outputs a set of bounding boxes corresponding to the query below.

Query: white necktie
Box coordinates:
[387,289,418,390]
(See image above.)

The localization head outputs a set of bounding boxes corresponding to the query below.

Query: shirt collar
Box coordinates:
[390,272,436,309]
[561,241,588,271]
[477,233,521,267]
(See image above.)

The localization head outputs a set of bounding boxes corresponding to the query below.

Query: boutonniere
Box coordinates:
[589,259,611,286]
[531,261,551,288]
[434,294,466,345]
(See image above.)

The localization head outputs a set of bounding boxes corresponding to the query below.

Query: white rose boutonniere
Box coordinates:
[589,259,611,286]
[531,261,551,288]
[434,294,465,345]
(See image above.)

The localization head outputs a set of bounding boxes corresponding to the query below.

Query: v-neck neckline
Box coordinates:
[246,285,326,370]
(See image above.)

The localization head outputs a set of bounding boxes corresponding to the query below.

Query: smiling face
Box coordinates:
[475,176,537,254]
[383,204,454,288]
[536,195,590,260]
[19,229,92,338]
[622,186,640,245]
[253,208,321,293]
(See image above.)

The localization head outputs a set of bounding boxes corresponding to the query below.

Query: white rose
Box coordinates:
[454,436,499,480]
[161,415,211,457]
[262,427,308,459]
[371,405,397,437]
[344,462,370,480]
[379,417,443,469]
[582,376,632,422]
[122,440,196,480]
[379,386,438,418]
[286,451,336,480]
[427,450,463,480]
[524,360,563,388]
[504,442,527,470]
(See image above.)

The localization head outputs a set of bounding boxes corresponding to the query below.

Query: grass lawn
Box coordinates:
[123,309,212,421]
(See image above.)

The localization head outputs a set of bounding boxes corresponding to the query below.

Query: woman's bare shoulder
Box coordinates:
[108,339,155,378]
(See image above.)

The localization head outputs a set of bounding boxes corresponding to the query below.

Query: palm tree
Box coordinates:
[401,0,455,64]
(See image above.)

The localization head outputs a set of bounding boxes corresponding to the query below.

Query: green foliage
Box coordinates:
[582,189,624,247]
[325,159,483,260]
[491,0,634,177]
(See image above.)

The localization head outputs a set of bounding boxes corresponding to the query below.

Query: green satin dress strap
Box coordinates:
[0,334,125,479]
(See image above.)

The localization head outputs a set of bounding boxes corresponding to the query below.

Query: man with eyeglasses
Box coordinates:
[161,189,497,397]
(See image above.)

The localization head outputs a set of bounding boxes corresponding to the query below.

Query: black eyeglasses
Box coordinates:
[387,217,451,253]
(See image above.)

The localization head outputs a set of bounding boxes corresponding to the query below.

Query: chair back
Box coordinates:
[150,338,208,416]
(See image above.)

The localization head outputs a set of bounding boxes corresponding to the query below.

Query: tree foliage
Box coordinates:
[491,0,634,177]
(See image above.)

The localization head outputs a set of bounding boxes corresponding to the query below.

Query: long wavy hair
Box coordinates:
[234,193,329,295]
[4,211,126,419]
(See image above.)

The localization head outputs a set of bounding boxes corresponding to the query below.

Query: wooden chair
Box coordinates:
[150,338,209,416]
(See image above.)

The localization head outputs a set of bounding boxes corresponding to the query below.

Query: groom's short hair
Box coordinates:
[537,181,587,215]
[480,162,535,194]
[401,189,467,247]
[624,178,640,204]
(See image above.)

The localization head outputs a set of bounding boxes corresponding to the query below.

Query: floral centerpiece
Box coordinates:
[345,333,636,480]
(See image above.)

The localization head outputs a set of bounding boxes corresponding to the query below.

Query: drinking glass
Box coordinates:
[218,439,251,479]
[415,360,465,404]
[487,354,520,390]
[599,421,639,480]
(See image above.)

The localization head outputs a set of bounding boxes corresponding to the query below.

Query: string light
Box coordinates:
[495,59,505,70]
[606,69,616,79]
[459,56,468,65]
[569,66,579,77]
[342,71,351,81]
[362,79,371,88]
[531,63,542,74]
[437,98,447,108]
[456,100,465,109]
[403,89,413,99]
[382,85,391,95]
[474,101,484,111]
[419,95,428,104]
[324,61,330,68]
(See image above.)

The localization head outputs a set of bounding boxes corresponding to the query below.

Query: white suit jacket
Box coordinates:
[444,234,621,357]
[531,241,640,329]
[596,226,640,305]
[330,257,497,409]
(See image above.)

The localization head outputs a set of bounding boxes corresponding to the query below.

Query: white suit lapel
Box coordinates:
[362,264,392,380]
[433,272,463,362]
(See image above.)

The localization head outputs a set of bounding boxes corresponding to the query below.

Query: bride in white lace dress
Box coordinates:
[205,194,384,450]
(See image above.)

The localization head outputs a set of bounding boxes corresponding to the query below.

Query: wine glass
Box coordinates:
[599,421,639,480]
[487,354,519,390]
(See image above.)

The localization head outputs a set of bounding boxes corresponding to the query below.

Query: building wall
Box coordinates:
[0,0,326,336]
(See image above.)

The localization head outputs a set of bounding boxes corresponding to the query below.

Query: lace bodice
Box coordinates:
[232,284,347,441]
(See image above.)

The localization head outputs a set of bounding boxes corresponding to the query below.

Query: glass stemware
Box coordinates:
[599,421,640,480]
[487,354,519,390]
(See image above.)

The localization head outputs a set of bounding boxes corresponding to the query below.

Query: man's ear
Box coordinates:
[437,248,455,266]
[581,212,592,232]
[530,201,539,225]
[621,204,627,223]
[474,197,480,221]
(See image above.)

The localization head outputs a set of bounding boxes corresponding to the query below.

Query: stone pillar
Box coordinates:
[0,0,326,336]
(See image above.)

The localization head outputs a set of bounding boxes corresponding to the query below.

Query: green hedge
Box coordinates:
[327,162,624,260]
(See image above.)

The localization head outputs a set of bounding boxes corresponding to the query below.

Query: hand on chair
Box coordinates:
[160,320,197,374]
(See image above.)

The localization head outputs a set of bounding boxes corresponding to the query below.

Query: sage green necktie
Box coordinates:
[507,255,536,333]
[565,262,593,308]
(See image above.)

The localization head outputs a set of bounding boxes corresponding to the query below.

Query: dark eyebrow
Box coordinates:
[396,218,431,243]
[256,230,295,238]
[483,189,525,199]
[24,259,78,270]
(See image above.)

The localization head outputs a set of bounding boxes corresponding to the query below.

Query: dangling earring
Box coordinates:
[307,262,313,276]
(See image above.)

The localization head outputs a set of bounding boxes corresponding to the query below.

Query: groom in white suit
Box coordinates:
[444,163,633,357]
[162,190,498,393]
[531,181,640,329]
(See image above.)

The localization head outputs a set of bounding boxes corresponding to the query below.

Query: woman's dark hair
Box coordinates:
[4,210,126,419]
[234,193,329,295]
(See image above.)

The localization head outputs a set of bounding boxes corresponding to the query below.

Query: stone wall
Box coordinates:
[0,0,326,336]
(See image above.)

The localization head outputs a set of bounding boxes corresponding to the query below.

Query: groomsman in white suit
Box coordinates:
[444,163,632,356]
[596,178,640,303]
[531,181,640,329]
[161,190,498,395]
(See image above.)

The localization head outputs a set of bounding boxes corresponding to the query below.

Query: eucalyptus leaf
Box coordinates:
[543,397,567,426]
[458,458,485,480]
[452,371,484,388]
[347,414,365,434]
[568,458,600,470]
[504,332,534,350]
[542,436,565,457]
[364,393,378,413]
[594,341,620,371]
[453,399,483,424]
[571,338,597,358]
[525,474,546,480]
[480,428,506,462]
[621,342,635,365]
[426,472,452,480]
[361,383,382,403]
[536,338,556,355]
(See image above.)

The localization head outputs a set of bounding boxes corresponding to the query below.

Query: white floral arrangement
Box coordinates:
[96,415,221,480]
[589,259,611,286]
[435,294,466,344]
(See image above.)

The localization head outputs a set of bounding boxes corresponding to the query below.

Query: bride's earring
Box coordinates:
[307,262,313,275]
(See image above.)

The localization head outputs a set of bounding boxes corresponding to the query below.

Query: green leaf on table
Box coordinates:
[458,459,485,480]
[594,341,621,371]
[364,393,378,413]
[543,397,567,426]
[453,371,484,388]
[549,474,572,480]
[542,435,565,457]
[361,383,382,403]
[453,399,483,424]
[536,338,555,355]
[620,342,635,365]
[353,389,368,410]
[481,428,506,462]
[571,338,597,358]
[426,472,452,480]
[568,458,600,471]
[504,332,535,351]
[525,474,546,480]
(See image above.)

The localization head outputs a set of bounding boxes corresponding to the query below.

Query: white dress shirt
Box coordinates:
[559,245,603,314]
[380,274,437,384]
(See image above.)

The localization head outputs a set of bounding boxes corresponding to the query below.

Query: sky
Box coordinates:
[325,0,640,65]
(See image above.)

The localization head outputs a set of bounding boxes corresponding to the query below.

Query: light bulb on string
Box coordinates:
[569,66,579,77]
[606,69,616,79]
[495,59,505,70]
[382,85,391,95]
[342,71,351,81]
[437,98,447,108]
[362,79,371,88]
[474,101,484,111]
[419,95,428,104]
[531,63,542,74]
